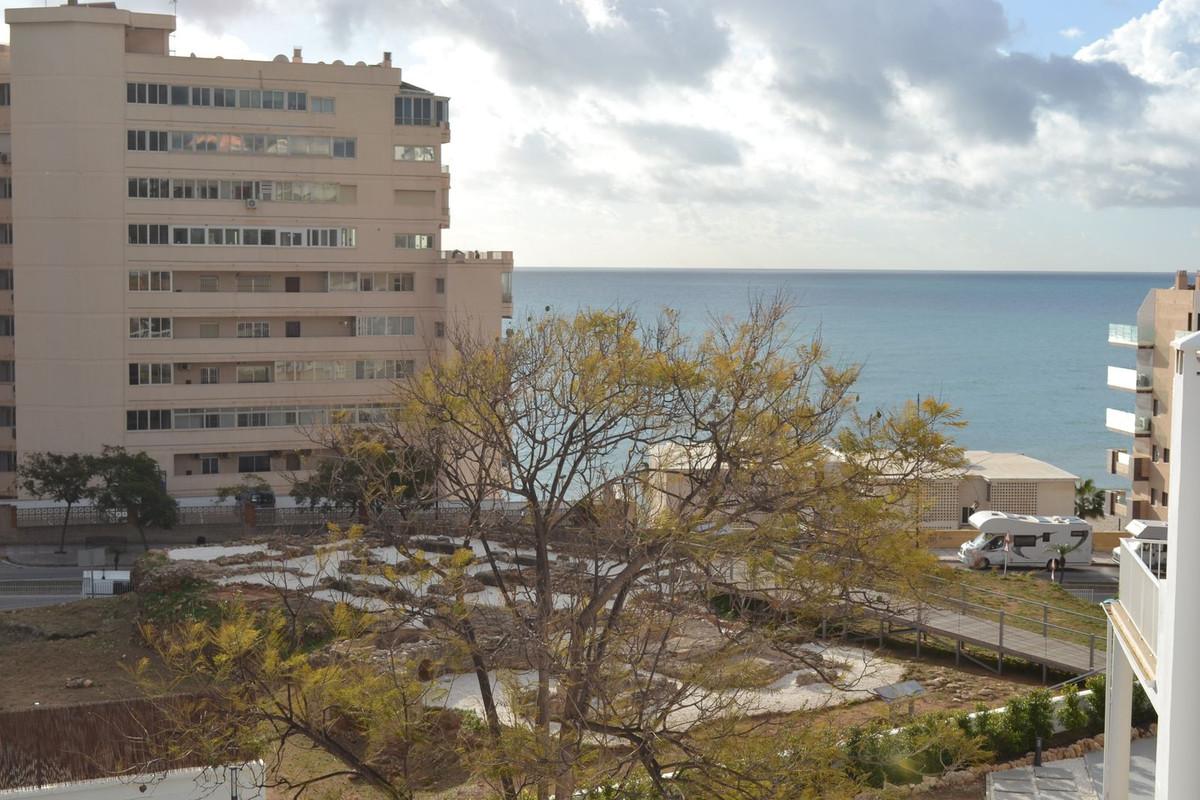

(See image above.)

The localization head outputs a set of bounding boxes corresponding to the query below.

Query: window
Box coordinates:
[287,91,307,111]
[355,359,415,380]
[129,363,173,386]
[501,271,513,303]
[312,96,335,113]
[238,454,271,473]
[214,87,237,107]
[0,225,12,245]
[354,316,415,336]
[395,233,434,249]
[199,323,220,339]
[0,178,11,200]
[127,130,168,152]
[171,85,189,105]
[0,361,13,383]
[285,276,300,293]
[1152,445,1159,463]
[126,409,172,431]
[191,86,212,107]
[128,270,171,291]
[332,138,356,158]
[1164,448,1171,464]
[237,365,272,383]
[0,407,15,427]
[237,321,270,338]
[236,274,272,292]
[0,84,10,106]
[128,224,169,245]
[128,177,171,199]
[1151,487,1158,504]
[285,321,301,338]
[201,456,219,475]
[394,145,436,161]
[0,316,12,337]
[394,95,434,125]
[393,272,415,292]
[129,317,172,339]
[435,321,445,338]
[1163,491,1169,507]
[435,277,445,294]
[328,272,357,291]
[0,270,10,291]
[127,83,168,104]
[198,275,219,292]
[200,366,220,384]
[0,452,14,472]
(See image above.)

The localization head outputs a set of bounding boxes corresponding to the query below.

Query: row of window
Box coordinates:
[128,404,397,432]
[128,130,357,158]
[129,316,425,339]
[128,224,357,248]
[128,270,445,295]
[394,234,435,250]
[394,95,447,126]
[191,453,284,476]
[354,315,416,336]
[127,83,332,113]
[130,359,417,387]
[128,177,344,203]
[394,145,436,162]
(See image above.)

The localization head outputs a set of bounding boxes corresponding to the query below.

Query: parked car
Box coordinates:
[236,490,276,508]
[1112,519,1167,571]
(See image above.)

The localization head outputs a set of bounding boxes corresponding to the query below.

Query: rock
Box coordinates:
[64,677,93,689]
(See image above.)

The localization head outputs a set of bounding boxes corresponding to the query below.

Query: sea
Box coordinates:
[512,268,1169,489]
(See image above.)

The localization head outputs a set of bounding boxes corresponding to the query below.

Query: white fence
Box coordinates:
[1118,538,1163,655]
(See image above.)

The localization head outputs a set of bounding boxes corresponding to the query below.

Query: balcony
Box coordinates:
[439,250,513,265]
[1106,448,1148,480]
[1106,538,1165,692]
[1106,408,1152,436]
[1109,323,1153,347]
[1107,366,1151,392]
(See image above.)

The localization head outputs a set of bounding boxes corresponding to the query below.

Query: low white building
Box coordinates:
[919,450,1078,530]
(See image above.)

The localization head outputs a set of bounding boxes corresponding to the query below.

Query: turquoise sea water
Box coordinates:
[512,269,1168,488]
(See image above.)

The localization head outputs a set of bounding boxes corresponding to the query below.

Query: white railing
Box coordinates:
[439,250,513,263]
[1118,538,1163,658]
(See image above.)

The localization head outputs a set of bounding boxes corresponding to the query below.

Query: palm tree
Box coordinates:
[1075,478,1106,520]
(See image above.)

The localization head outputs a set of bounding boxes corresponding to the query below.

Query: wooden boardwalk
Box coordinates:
[871,597,1105,676]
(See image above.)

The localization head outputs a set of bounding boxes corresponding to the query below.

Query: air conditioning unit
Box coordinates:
[245,198,258,209]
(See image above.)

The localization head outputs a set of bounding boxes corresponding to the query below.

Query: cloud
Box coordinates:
[1060,26,1085,39]
[620,123,742,166]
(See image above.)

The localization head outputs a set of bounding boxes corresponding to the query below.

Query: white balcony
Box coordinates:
[1108,538,1165,691]
[1107,408,1152,436]
[1108,365,1151,392]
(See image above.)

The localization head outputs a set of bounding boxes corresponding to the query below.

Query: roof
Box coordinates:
[969,510,1086,526]
[962,450,1077,482]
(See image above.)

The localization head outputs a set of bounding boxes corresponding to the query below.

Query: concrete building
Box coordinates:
[0,2,513,497]
[647,443,1076,530]
[919,450,1078,530]
[1104,270,1199,523]
[1101,329,1200,799]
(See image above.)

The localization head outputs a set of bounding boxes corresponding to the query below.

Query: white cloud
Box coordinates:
[1060,26,1085,39]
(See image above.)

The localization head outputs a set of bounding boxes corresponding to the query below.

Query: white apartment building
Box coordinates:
[0,2,513,496]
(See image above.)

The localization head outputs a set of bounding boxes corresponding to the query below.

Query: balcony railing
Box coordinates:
[1104,323,1152,347]
[439,250,513,263]
[1107,448,1131,477]
[1116,538,1165,675]
[1106,408,1152,435]
[1107,366,1151,392]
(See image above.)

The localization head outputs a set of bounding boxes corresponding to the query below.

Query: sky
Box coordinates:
[6,0,1200,270]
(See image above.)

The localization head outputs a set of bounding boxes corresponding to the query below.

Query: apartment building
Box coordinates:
[0,2,513,497]
[1101,329,1200,798]
[1104,270,1200,523]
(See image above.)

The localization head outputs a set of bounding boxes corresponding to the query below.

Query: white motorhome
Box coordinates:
[958,511,1093,569]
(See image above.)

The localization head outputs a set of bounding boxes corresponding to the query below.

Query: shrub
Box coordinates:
[1085,673,1106,731]
[1058,683,1088,732]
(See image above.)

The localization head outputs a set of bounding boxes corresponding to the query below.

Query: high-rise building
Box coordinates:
[1104,270,1199,523]
[0,3,513,497]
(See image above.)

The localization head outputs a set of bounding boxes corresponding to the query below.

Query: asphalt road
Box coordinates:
[0,560,86,610]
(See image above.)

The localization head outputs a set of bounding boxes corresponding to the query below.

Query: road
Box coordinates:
[0,559,85,610]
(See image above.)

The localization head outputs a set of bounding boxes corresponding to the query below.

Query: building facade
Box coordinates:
[918,450,1077,530]
[1102,329,1200,799]
[0,3,513,497]
[1105,270,1199,523]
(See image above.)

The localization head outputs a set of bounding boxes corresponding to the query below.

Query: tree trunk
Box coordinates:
[56,503,72,554]
[460,620,518,800]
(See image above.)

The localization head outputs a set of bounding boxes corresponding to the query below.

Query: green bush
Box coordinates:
[1058,684,1088,732]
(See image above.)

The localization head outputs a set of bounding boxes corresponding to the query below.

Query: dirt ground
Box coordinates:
[0,595,159,711]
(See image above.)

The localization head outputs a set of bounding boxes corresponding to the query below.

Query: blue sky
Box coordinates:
[4,0,1200,271]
